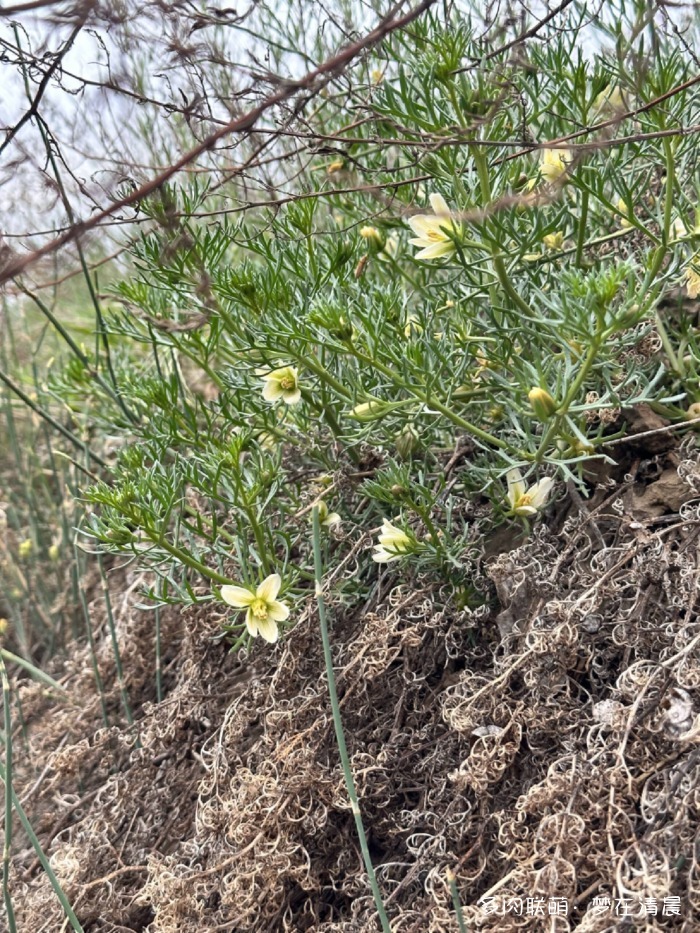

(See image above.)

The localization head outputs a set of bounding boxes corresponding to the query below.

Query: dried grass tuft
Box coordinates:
[7,443,700,931]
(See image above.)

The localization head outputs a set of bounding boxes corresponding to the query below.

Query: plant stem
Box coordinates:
[576,189,589,267]
[447,869,467,933]
[470,145,534,317]
[535,328,605,460]
[350,349,509,450]
[312,507,391,933]
[0,656,17,933]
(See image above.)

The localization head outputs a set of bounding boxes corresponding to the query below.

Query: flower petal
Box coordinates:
[265,367,288,381]
[267,600,290,622]
[257,573,282,602]
[414,241,455,261]
[529,477,555,509]
[429,193,450,216]
[283,387,302,405]
[256,616,279,643]
[262,380,283,401]
[220,585,254,608]
[245,608,258,637]
[506,469,526,508]
[408,215,440,237]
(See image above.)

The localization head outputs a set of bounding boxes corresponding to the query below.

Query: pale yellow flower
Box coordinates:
[327,159,344,174]
[683,254,700,299]
[591,85,627,119]
[506,468,555,517]
[220,574,289,643]
[260,366,301,405]
[542,231,564,251]
[360,225,388,256]
[539,148,573,184]
[18,539,32,559]
[407,193,461,260]
[372,519,413,563]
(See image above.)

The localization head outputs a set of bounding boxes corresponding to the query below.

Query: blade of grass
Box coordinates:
[311,506,391,933]
[0,754,85,932]
[0,650,68,696]
[0,656,17,933]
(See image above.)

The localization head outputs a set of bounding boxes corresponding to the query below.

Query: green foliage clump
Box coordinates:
[18,4,700,649]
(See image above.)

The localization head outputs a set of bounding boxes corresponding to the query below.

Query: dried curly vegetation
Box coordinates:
[7,434,700,932]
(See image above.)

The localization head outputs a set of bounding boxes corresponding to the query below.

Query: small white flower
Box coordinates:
[506,468,555,517]
[220,573,290,643]
[372,519,413,563]
[407,193,461,261]
[260,366,301,405]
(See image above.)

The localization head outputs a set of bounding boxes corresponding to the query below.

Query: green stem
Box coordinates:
[646,137,681,373]
[240,499,271,576]
[535,329,605,460]
[0,754,84,931]
[97,557,134,727]
[297,353,353,400]
[350,349,509,450]
[0,656,17,933]
[312,507,391,933]
[0,649,67,695]
[470,146,533,318]
[139,526,235,586]
[447,869,467,933]
[0,367,106,470]
[576,189,589,268]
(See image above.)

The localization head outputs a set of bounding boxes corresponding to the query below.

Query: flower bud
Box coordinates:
[359,226,385,253]
[395,425,420,459]
[329,316,354,342]
[348,398,400,422]
[528,387,557,421]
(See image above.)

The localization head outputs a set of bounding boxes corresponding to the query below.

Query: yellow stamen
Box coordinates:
[251,598,268,620]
